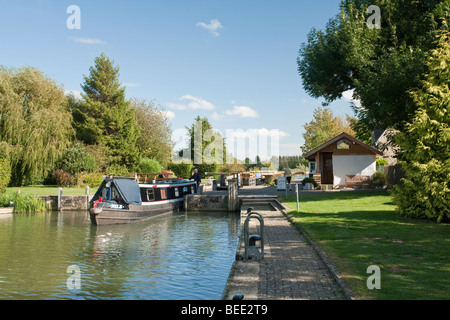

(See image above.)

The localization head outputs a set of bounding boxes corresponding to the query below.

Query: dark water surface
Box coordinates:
[0,210,240,300]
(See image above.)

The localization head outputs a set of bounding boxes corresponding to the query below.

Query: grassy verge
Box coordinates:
[5,185,91,196]
[281,190,450,300]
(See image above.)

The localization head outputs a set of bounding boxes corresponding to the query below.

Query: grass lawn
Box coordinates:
[5,185,92,196]
[281,190,450,300]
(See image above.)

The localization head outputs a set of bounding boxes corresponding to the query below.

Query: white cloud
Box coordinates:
[163,110,176,120]
[167,95,215,111]
[225,105,259,118]
[166,103,187,110]
[342,89,361,107]
[196,19,223,36]
[123,82,141,88]
[181,95,215,110]
[64,90,82,99]
[211,112,223,120]
[69,37,106,45]
[258,128,290,137]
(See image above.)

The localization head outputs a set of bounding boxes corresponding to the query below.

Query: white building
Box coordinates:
[304,132,383,188]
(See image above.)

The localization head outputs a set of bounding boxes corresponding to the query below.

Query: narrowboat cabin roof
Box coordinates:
[90,176,197,206]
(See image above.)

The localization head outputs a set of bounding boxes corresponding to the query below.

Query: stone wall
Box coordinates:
[39,195,92,211]
[184,194,229,211]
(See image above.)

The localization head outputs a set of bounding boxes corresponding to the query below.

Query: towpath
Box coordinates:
[220,185,350,300]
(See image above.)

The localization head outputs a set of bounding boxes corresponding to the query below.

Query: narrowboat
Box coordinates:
[89,176,198,225]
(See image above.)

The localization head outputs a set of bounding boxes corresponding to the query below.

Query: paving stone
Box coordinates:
[223,187,348,300]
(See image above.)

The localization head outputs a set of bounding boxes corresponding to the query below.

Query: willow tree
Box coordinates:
[72,53,141,169]
[0,67,74,185]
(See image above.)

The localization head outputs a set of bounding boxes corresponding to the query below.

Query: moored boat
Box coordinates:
[89,175,198,225]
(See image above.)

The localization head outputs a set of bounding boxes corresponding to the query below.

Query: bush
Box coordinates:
[376,158,389,166]
[137,158,162,173]
[167,162,193,179]
[302,177,318,188]
[52,169,74,187]
[105,164,130,177]
[59,143,96,175]
[78,172,104,187]
[370,171,386,188]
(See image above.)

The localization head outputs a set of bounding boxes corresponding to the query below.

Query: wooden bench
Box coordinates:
[345,175,370,188]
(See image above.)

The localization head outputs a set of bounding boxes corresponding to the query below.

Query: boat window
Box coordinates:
[160,188,167,200]
[146,189,155,201]
[191,186,194,194]
[174,188,179,197]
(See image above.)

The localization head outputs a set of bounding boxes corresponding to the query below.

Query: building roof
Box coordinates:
[304,132,383,160]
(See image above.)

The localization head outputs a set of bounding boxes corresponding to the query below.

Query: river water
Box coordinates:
[0,210,240,300]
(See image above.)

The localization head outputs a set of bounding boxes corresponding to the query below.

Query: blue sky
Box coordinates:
[0,0,357,159]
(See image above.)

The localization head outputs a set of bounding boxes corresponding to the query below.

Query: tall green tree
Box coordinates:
[186,116,227,175]
[297,0,449,132]
[72,53,140,169]
[301,107,355,154]
[392,28,450,223]
[131,98,173,166]
[0,67,74,185]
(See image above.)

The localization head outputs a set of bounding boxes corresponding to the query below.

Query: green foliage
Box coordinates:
[132,98,173,166]
[58,142,96,175]
[302,177,318,188]
[0,67,74,186]
[278,156,308,171]
[105,164,130,177]
[137,158,162,173]
[72,53,141,169]
[301,107,355,154]
[78,172,104,187]
[0,143,11,193]
[298,0,449,132]
[376,158,388,166]
[0,192,46,213]
[186,116,226,168]
[370,171,386,188]
[167,162,193,179]
[392,29,450,223]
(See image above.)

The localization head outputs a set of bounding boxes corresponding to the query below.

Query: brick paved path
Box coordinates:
[224,207,347,300]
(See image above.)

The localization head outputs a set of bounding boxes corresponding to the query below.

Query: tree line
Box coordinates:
[0,53,173,189]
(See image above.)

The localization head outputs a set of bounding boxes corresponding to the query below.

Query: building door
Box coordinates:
[322,153,333,184]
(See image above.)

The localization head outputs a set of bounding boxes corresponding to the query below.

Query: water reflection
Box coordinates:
[0,211,240,300]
